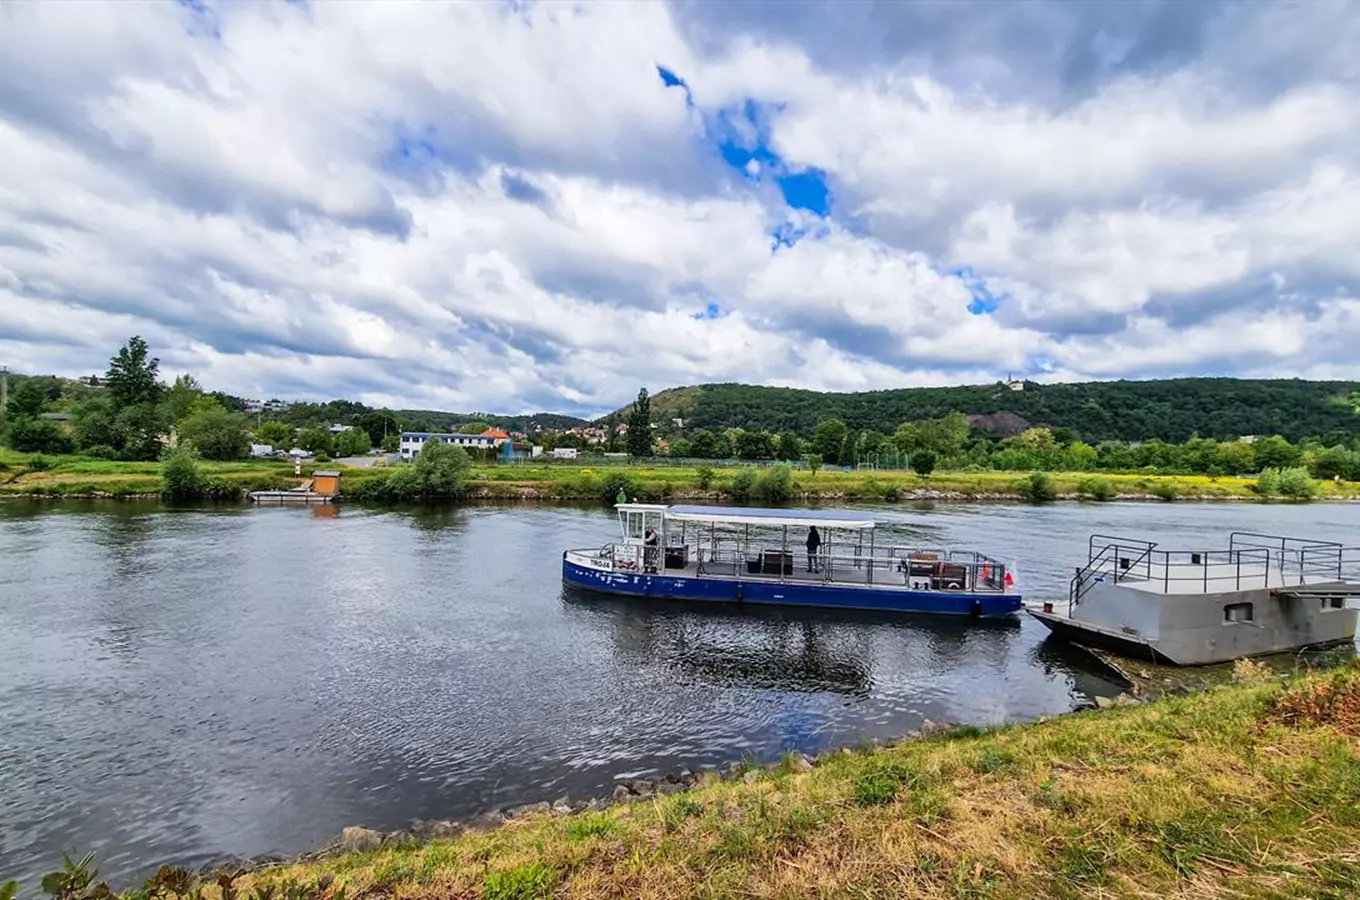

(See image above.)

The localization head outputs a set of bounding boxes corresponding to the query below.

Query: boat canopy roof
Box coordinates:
[663,504,876,530]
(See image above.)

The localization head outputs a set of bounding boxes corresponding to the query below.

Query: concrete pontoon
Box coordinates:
[1029,532,1360,665]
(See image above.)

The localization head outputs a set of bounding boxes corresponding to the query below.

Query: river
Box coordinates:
[2,499,1357,884]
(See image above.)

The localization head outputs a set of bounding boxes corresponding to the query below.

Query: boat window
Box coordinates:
[1324,596,1345,610]
[1223,602,1254,623]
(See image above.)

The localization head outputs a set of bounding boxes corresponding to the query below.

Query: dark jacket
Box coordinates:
[806,527,821,551]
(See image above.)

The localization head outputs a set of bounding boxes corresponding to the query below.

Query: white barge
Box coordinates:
[1029,531,1360,665]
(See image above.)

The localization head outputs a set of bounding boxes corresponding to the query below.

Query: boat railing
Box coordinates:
[691,545,1008,593]
[1070,533,1360,611]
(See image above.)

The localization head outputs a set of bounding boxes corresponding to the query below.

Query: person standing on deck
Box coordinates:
[643,526,660,573]
[806,526,822,573]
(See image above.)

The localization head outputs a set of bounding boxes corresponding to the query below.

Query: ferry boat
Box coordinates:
[561,504,1022,618]
[1029,531,1360,665]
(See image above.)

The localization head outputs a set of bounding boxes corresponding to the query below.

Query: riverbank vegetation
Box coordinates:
[3,450,1358,503]
[5,335,1360,503]
[12,664,1360,899]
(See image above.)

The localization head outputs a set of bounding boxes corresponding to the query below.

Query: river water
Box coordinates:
[2,500,1358,883]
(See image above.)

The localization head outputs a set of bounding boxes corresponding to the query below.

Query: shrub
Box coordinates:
[83,445,118,460]
[314,453,332,463]
[6,417,75,454]
[695,465,715,490]
[1253,468,1281,496]
[728,469,757,503]
[806,454,822,476]
[882,485,901,502]
[911,449,937,476]
[162,446,207,499]
[1149,481,1179,502]
[754,464,794,504]
[1016,472,1057,503]
[600,470,637,505]
[25,454,53,472]
[1278,466,1320,500]
[1076,476,1115,501]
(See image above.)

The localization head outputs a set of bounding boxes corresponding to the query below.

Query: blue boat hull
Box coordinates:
[562,556,1022,618]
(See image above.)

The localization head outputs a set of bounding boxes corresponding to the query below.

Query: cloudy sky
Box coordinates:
[2,1,1358,416]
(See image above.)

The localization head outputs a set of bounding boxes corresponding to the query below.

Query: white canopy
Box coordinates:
[662,504,876,530]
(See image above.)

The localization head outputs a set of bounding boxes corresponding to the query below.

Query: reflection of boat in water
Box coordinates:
[563,504,1022,618]
[1031,532,1360,665]
[563,586,1020,696]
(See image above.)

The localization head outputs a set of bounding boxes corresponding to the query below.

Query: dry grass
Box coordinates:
[221,664,1360,899]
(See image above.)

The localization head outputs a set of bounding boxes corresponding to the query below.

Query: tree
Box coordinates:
[459,421,491,435]
[105,336,162,409]
[911,448,938,476]
[380,433,400,453]
[736,430,777,460]
[690,429,718,459]
[6,379,49,419]
[73,395,119,452]
[667,438,693,458]
[165,374,204,424]
[297,426,334,456]
[386,439,471,500]
[812,418,848,463]
[5,417,74,454]
[359,411,400,447]
[256,421,293,449]
[1253,435,1300,470]
[177,408,249,460]
[776,431,803,461]
[115,403,169,461]
[336,427,372,456]
[627,387,653,457]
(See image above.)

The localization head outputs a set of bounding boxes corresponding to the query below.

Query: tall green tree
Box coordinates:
[336,427,372,456]
[812,418,847,463]
[105,336,163,409]
[165,374,204,423]
[627,387,653,457]
[776,431,803,461]
[114,403,169,461]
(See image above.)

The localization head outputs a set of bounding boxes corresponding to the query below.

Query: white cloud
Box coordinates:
[0,0,1358,416]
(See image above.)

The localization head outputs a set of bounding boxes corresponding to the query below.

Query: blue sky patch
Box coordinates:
[693,300,724,320]
[949,265,1003,315]
[777,169,831,216]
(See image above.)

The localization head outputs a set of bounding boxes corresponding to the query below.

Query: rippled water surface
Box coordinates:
[3,500,1359,882]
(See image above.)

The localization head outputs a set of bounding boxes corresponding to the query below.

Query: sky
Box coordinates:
[2,0,1359,417]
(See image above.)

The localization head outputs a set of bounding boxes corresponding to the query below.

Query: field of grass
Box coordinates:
[20,663,1360,899]
[4,450,1358,502]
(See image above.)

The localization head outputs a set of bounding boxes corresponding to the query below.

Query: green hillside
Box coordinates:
[624,379,1360,443]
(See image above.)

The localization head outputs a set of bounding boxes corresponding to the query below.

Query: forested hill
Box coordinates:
[629,379,1360,443]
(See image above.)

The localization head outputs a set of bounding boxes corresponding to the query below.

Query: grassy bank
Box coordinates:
[4,450,1358,502]
[0,450,391,499]
[20,664,1360,899]
[467,464,1360,503]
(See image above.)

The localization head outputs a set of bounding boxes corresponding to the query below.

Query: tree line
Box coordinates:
[646,379,1360,444]
[0,336,526,463]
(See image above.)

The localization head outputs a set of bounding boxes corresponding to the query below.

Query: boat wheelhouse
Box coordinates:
[1029,531,1360,665]
[561,504,1022,618]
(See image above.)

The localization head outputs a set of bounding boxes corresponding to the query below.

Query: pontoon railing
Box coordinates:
[1069,533,1360,612]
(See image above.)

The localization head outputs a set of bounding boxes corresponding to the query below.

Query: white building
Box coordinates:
[401,431,503,459]
[249,443,274,458]
[551,447,579,459]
